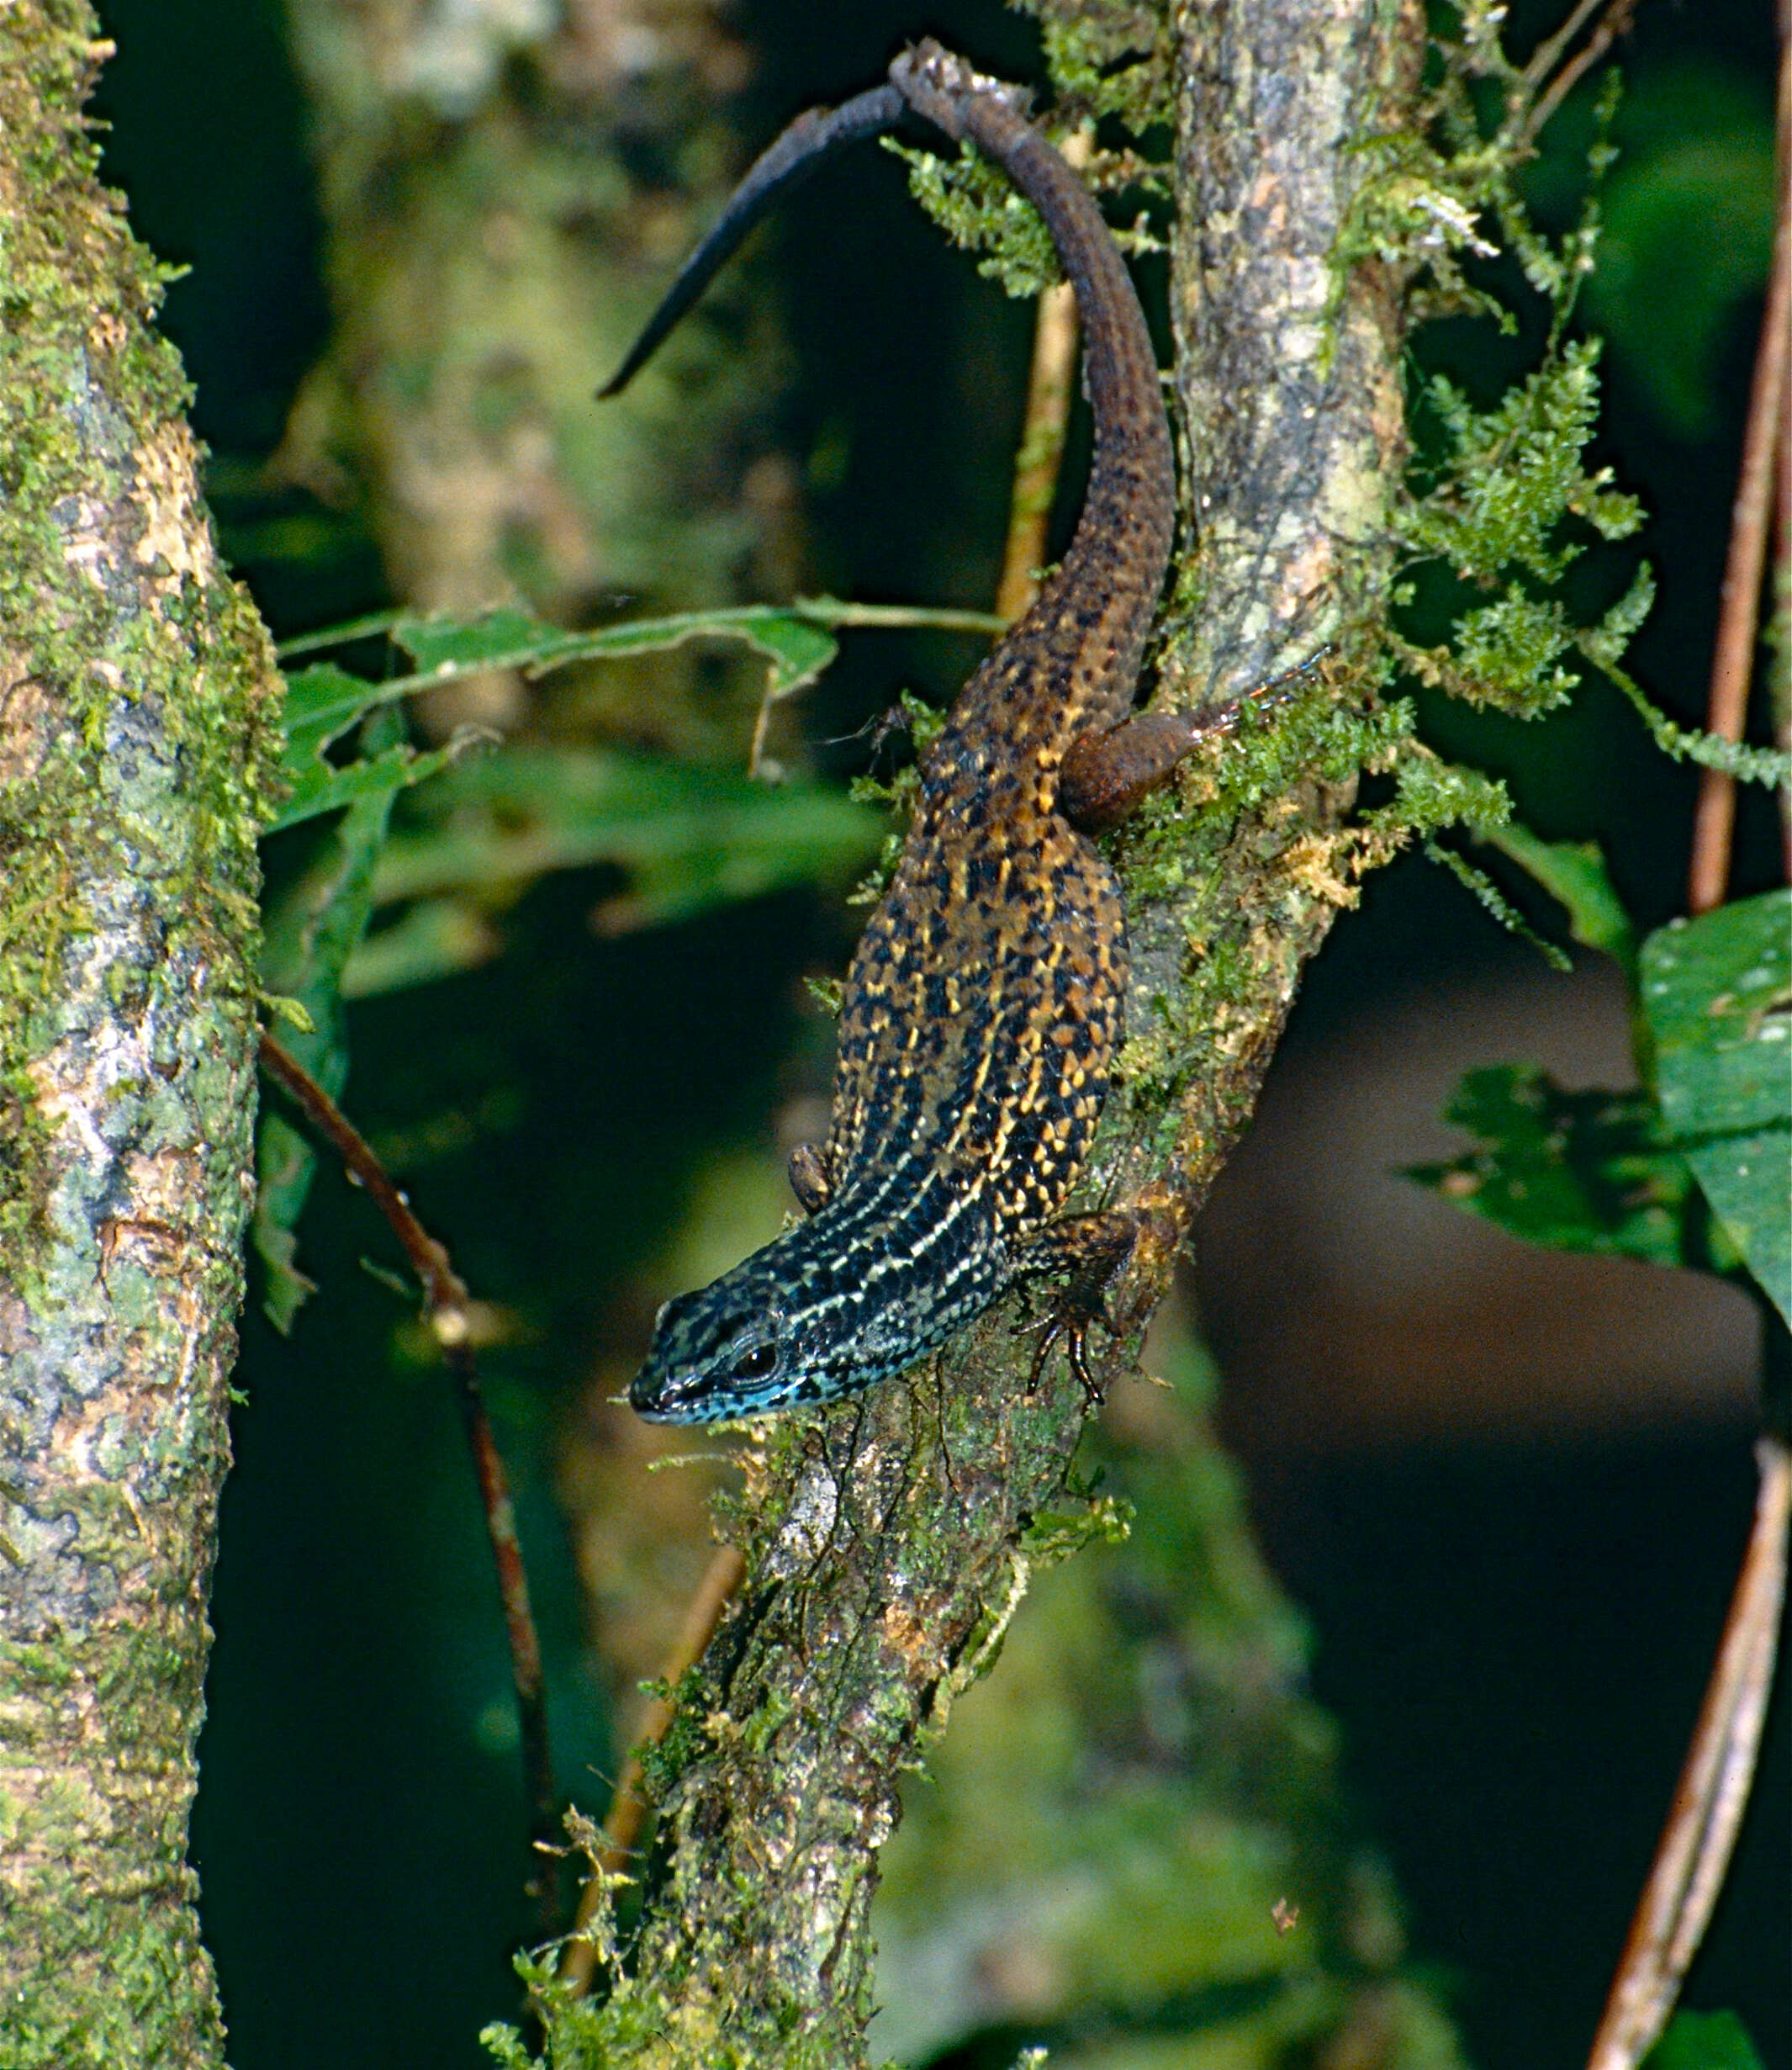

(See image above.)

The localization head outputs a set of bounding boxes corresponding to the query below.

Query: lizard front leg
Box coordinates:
[1015,1203,1181,1400]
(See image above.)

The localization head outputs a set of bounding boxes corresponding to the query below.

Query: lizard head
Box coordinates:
[629,1186,1010,1423]
[628,1237,862,1424]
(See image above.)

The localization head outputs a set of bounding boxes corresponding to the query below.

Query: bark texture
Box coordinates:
[0,9,280,2066]
[1111,0,1417,1206]
[541,3,1426,2066]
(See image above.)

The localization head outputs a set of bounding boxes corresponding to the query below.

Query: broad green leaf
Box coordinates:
[283,658,398,739]
[271,598,1004,827]
[390,604,574,677]
[255,705,412,1329]
[384,601,841,711]
[272,730,473,834]
[1409,1064,1694,1268]
[1483,824,1638,977]
[1643,2009,1766,2070]
[1587,61,1777,439]
[339,898,499,1000]
[1642,891,1792,1326]
[383,599,1002,744]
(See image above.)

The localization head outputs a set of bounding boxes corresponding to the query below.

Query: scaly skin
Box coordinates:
[625,43,1179,1421]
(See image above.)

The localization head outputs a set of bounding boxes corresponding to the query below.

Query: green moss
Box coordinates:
[634,1667,716,1799]
[1018,0,1174,138]
[1337,7,1789,791]
[0,9,274,2063]
[891,2,1171,301]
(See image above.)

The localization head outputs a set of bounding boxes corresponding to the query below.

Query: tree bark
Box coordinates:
[540,3,1425,2066]
[0,8,280,2065]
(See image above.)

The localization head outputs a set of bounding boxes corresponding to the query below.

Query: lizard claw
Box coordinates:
[1024,1307,1104,1405]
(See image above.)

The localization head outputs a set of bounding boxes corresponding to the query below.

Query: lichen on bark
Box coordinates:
[0,7,280,2065]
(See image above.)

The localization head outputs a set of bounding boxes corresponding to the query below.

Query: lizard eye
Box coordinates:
[731,1340,779,1382]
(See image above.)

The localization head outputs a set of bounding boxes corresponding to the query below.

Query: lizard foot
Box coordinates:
[1014,1208,1154,1403]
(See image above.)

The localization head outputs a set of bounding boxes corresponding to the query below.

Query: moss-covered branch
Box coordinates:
[509,4,1425,2066]
[0,8,280,2064]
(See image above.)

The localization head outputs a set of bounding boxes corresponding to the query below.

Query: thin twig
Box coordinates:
[1519,0,1606,95]
[1687,27,1792,916]
[559,1542,746,1997]
[995,130,1092,623]
[256,1030,559,1925]
[1585,1435,1792,2070]
[1763,372,1779,873]
[1773,14,1792,880]
[1520,0,1639,147]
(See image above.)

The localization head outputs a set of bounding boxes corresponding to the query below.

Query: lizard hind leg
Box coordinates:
[1058,645,1332,834]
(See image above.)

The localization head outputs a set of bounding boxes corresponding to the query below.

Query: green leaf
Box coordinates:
[377,598,1002,703]
[254,704,412,1330]
[1642,891,1792,1326]
[389,604,573,678]
[283,658,400,739]
[272,599,1002,806]
[272,659,484,834]
[1483,825,1638,977]
[1643,2009,1767,2070]
[1409,1064,1694,1268]
[338,898,499,1000]
[1587,64,1777,440]
[272,731,474,834]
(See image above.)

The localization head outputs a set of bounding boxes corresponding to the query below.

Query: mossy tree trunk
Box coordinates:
[0,9,280,2067]
[528,3,1425,2067]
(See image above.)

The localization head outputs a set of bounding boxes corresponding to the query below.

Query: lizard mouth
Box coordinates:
[627,1363,710,1423]
[630,1349,815,1425]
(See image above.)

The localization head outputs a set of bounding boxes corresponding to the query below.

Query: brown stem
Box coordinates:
[1763,380,1779,881]
[1773,20,1792,881]
[559,1543,747,1996]
[1687,26,1792,915]
[1586,1435,1791,2070]
[256,1030,558,1924]
[995,130,1092,623]
[1519,0,1640,148]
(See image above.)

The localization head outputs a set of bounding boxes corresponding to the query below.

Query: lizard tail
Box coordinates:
[599,40,1174,725]
[597,82,907,400]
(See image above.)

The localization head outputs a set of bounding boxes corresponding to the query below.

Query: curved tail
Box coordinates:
[598,82,905,400]
[601,42,1175,728]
